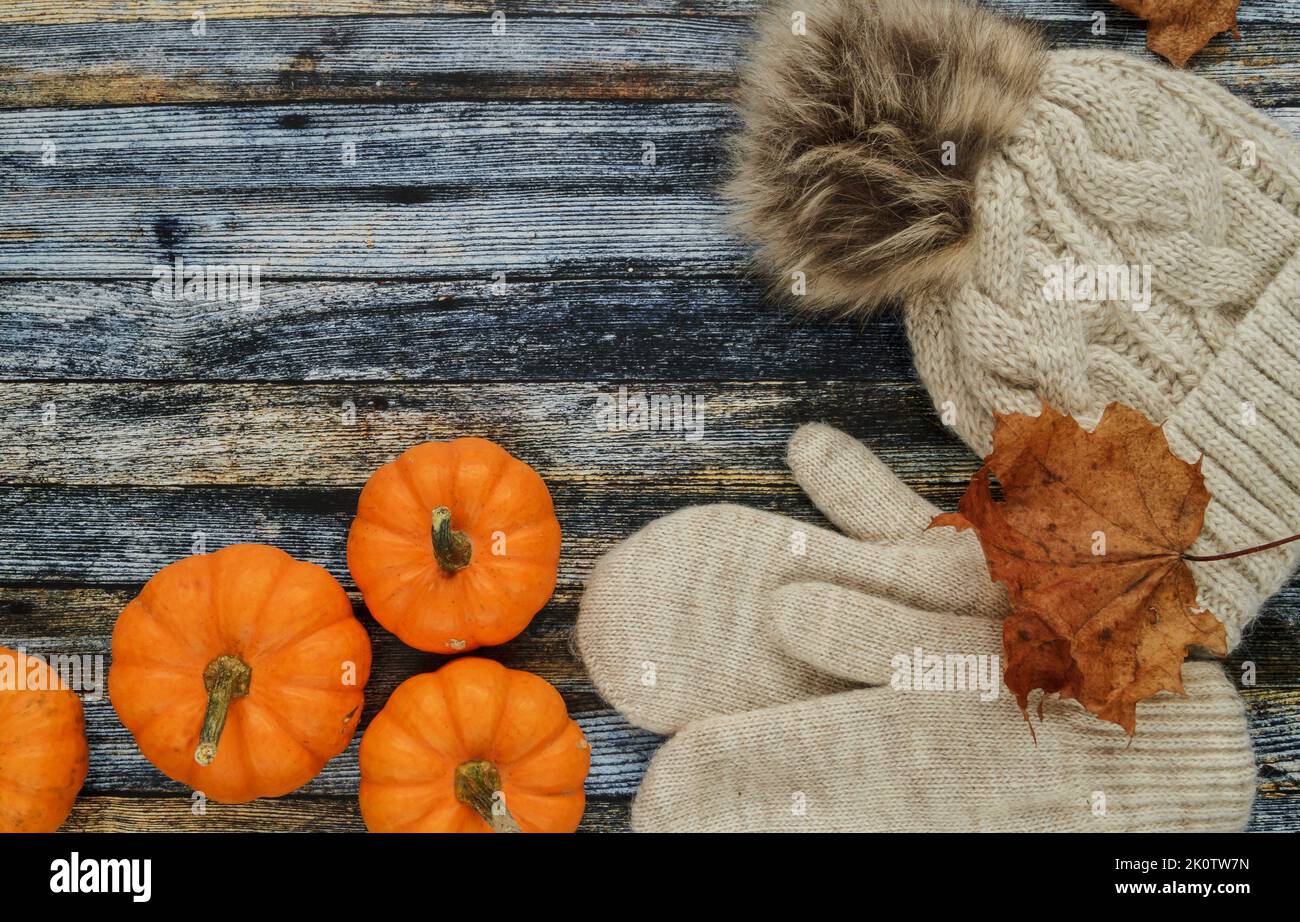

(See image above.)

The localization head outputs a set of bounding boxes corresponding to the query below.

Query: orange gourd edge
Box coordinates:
[347,437,563,654]
[359,657,590,833]
[109,544,372,804]
[0,646,88,832]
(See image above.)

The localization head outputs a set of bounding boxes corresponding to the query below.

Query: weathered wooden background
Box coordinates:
[1,0,1297,832]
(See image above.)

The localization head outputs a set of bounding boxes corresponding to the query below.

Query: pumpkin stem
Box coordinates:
[195,654,252,766]
[431,506,472,574]
[454,760,521,833]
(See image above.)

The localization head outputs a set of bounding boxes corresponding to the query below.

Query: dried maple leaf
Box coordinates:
[1112,0,1241,68]
[931,402,1227,735]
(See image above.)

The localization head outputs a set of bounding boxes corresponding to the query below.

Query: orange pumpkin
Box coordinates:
[0,647,88,831]
[359,657,589,832]
[109,544,371,804]
[347,437,562,653]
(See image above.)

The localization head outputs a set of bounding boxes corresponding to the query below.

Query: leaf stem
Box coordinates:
[1182,532,1300,562]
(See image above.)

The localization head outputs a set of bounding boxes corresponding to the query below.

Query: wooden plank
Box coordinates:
[62,781,1297,833]
[0,586,661,797]
[0,187,736,279]
[0,101,731,193]
[0,277,914,382]
[1,100,1294,280]
[58,776,1300,833]
[12,582,1300,811]
[0,381,960,487]
[0,14,1295,108]
[73,700,658,799]
[65,688,1300,823]
[0,101,738,276]
[0,15,747,106]
[1246,795,1300,833]
[5,100,1295,193]
[82,692,657,798]
[8,588,1292,692]
[1244,677,1300,833]
[4,590,1295,804]
[0,582,1284,671]
[1228,597,1300,689]
[0,480,961,589]
[2,1,752,25]
[0,586,606,696]
[2,0,1296,26]
[61,793,631,832]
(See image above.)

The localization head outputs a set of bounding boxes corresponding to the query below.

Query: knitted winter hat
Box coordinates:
[731,0,1300,648]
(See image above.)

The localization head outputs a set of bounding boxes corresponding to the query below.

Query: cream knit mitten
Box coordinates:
[633,665,1252,832]
[578,426,1256,831]
[576,423,1003,735]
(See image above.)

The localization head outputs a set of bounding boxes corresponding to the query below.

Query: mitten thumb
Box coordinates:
[786,423,941,541]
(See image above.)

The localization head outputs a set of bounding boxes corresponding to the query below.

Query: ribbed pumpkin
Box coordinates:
[109,544,372,804]
[359,658,589,832]
[347,437,562,653]
[0,647,88,832]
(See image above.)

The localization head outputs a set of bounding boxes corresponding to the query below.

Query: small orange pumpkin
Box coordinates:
[109,544,371,804]
[359,657,589,832]
[0,647,88,832]
[347,437,562,653]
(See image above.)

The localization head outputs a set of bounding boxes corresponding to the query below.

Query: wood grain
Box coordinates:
[62,793,632,832]
[0,188,736,279]
[0,277,913,382]
[0,582,659,797]
[0,383,1294,814]
[0,478,956,590]
[0,102,731,194]
[1244,680,1300,834]
[1,102,1294,280]
[5,101,1296,196]
[0,14,1296,108]
[3,0,1297,25]
[4,585,1295,822]
[6,588,1296,829]
[0,380,963,487]
[0,101,738,279]
[2,1,755,25]
[2,0,1297,834]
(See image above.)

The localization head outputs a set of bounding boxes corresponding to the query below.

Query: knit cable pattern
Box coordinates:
[907,51,1300,647]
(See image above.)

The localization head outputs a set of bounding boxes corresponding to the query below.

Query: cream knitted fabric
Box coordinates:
[576,425,1003,735]
[904,51,1300,649]
[632,663,1254,832]
[729,0,1300,651]
[577,425,1256,831]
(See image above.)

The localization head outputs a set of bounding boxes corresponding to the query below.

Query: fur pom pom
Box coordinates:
[729,0,1047,315]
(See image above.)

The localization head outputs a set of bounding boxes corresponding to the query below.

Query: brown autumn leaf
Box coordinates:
[1112,0,1241,67]
[931,402,1227,735]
